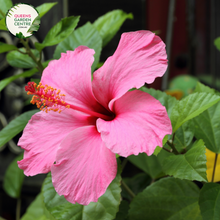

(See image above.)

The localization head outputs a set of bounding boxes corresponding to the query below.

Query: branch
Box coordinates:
[121,180,136,199]
[20,38,44,73]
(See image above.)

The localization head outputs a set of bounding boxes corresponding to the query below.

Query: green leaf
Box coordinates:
[214,37,220,51]
[173,120,194,152]
[30,78,41,85]
[128,153,164,179]
[199,183,220,220]
[0,110,38,149]
[194,82,216,94]
[192,82,220,153]
[6,48,40,68]
[163,140,207,182]
[3,154,25,198]
[128,177,202,220]
[28,15,40,34]
[153,136,169,156]
[93,10,133,47]
[193,101,220,153]
[16,32,26,39]
[0,60,49,92]
[96,62,104,69]
[42,169,121,220]
[170,93,220,132]
[36,2,57,18]
[0,0,12,19]
[153,146,162,156]
[54,22,102,72]
[156,147,171,164]
[0,18,7,30]
[139,87,178,117]
[122,173,151,200]
[114,200,129,220]
[35,16,80,51]
[0,42,17,53]
[115,153,120,158]
[21,193,49,220]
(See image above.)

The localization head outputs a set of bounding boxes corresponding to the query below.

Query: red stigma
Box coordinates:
[25,81,67,113]
[25,82,37,93]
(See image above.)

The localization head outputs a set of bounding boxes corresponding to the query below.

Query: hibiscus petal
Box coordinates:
[18,110,94,176]
[97,90,172,157]
[92,31,168,110]
[41,46,103,112]
[51,125,117,205]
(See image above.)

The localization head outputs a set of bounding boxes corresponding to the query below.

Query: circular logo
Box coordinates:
[6,3,40,38]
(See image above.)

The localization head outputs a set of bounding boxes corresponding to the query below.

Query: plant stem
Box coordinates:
[16,198,21,220]
[121,180,136,199]
[38,50,43,63]
[167,140,179,155]
[212,153,218,182]
[20,38,44,73]
[162,147,172,153]
[121,158,128,171]
[172,133,176,142]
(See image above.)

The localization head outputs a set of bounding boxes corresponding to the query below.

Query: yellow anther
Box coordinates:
[26,82,67,114]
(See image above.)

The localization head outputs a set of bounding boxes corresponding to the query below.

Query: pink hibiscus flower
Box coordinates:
[18,30,172,205]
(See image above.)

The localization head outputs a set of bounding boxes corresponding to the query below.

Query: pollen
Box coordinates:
[25,81,70,113]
